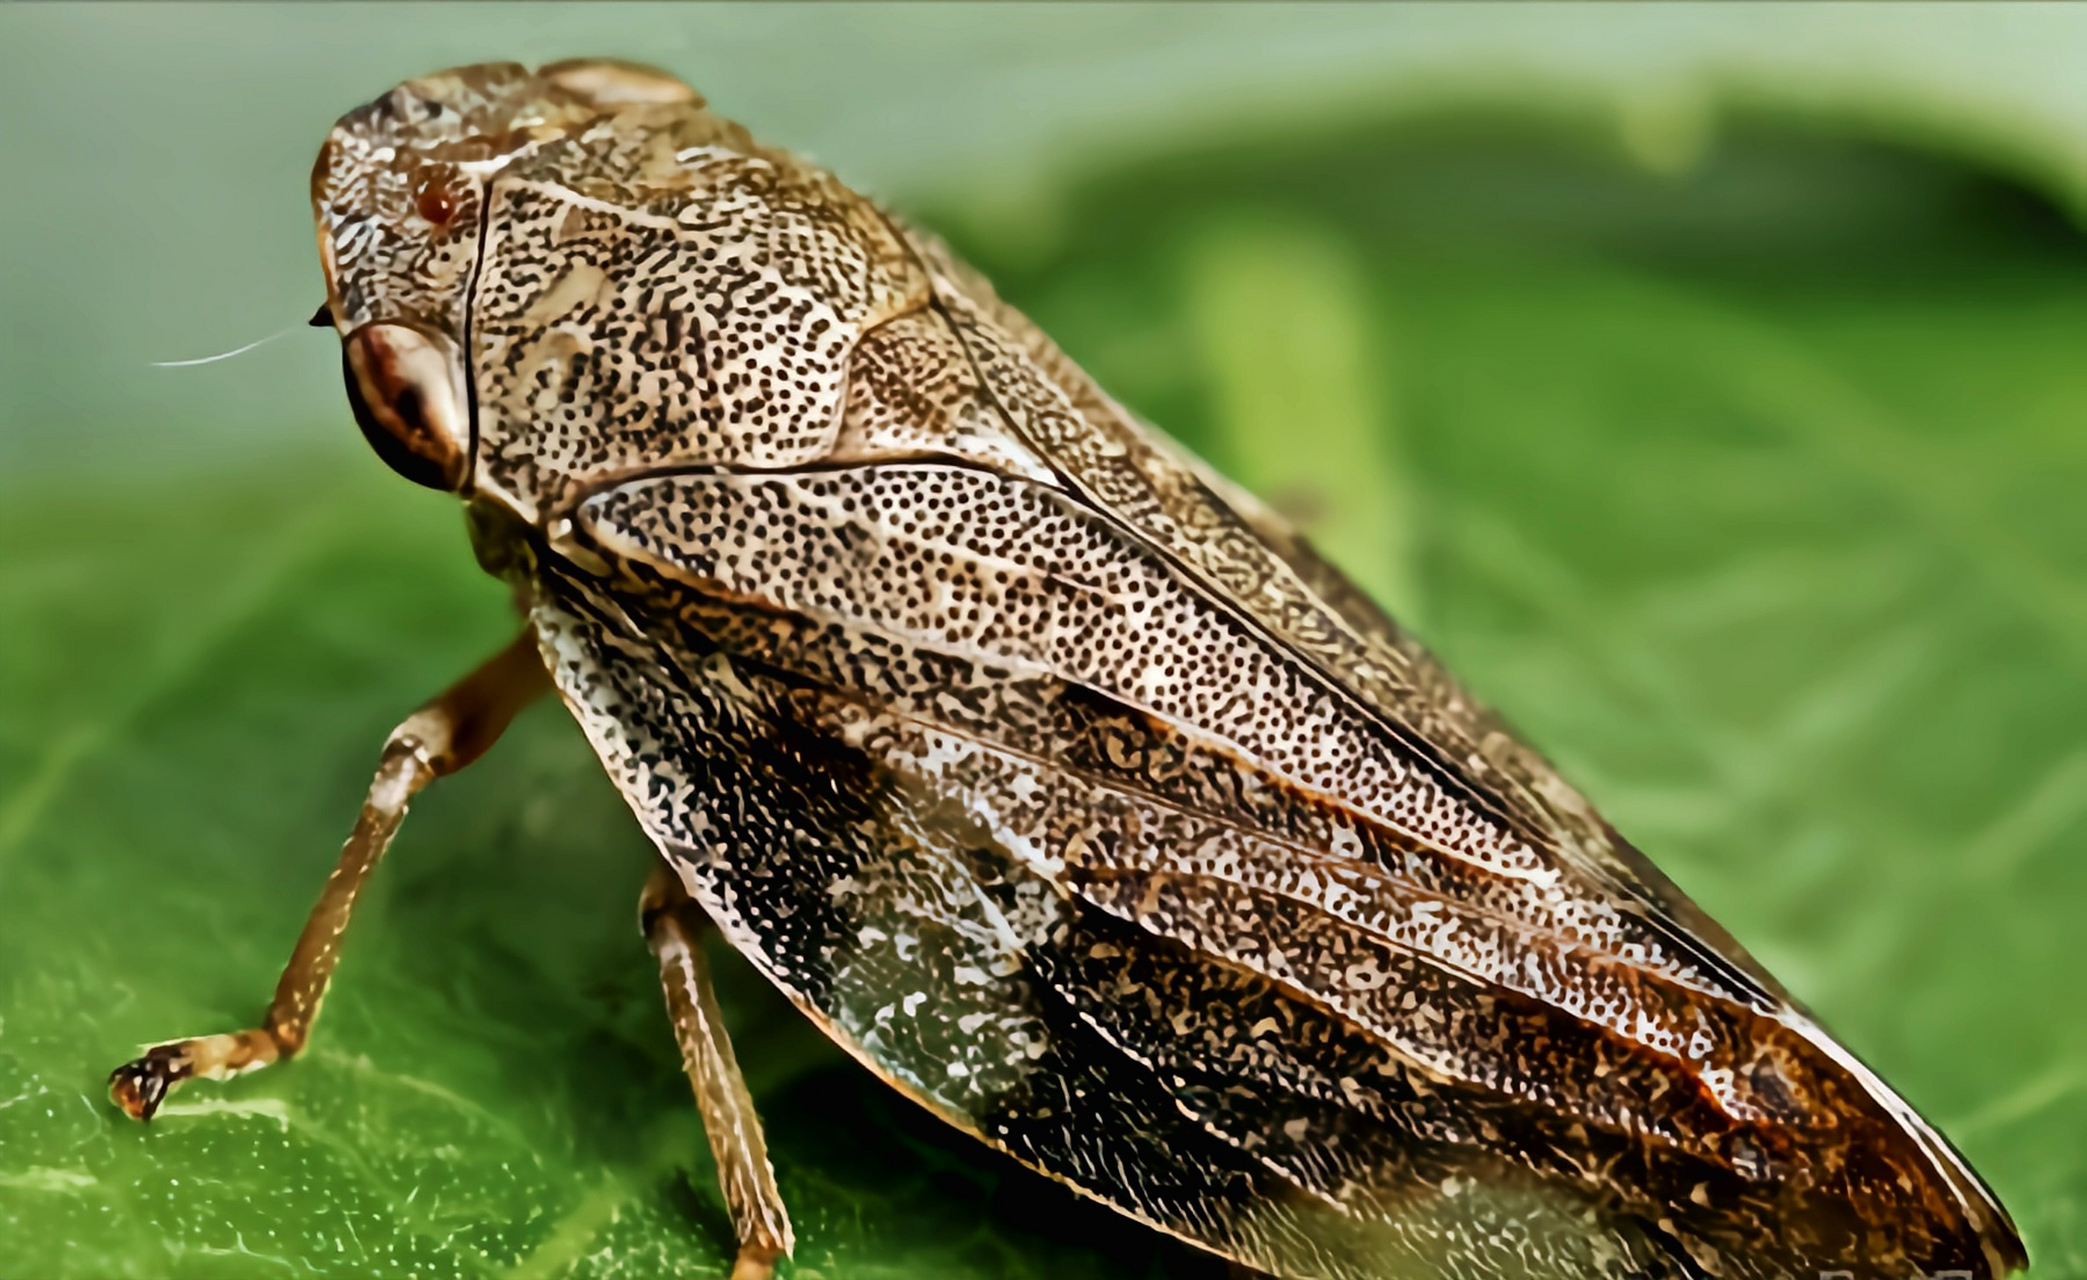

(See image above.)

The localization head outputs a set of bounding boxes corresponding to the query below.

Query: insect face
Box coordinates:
[311,59,930,529]
[311,72,509,348]
[311,61,693,496]
[311,67,516,492]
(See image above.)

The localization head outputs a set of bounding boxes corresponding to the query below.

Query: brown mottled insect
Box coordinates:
[109,60,2026,1280]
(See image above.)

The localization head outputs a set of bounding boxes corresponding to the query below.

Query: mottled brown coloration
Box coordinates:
[118,56,2025,1280]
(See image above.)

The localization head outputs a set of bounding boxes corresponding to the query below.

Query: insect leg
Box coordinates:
[107,629,548,1121]
[640,863,795,1280]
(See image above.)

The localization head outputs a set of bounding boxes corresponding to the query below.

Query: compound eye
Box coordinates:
[340,322,469,491]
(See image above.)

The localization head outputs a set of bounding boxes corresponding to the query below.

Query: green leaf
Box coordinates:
[6,108,2087,1280]
[1177,213,1424,625]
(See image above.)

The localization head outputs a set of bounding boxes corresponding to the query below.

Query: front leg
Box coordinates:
[641,864,795,1280]
[108,630,549,1120]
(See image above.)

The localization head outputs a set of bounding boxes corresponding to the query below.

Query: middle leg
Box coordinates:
[641,863,794,1280]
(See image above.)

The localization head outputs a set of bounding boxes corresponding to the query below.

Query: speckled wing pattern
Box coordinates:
[533,251,2011,1278]
[312,61,2021,1280]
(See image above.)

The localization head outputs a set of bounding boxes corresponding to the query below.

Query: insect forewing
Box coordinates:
[311,62,2027,1280]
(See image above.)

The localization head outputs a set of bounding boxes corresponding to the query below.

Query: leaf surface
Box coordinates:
[4,113,2085,1279]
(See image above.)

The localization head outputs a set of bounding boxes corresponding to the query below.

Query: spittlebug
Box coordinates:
[109,60,2026,1280]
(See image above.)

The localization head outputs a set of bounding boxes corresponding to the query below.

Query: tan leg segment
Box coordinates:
[109,631,548,1121]
[641,865,795,1280]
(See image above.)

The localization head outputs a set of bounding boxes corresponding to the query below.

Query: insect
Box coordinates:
[107,59,2026,1280]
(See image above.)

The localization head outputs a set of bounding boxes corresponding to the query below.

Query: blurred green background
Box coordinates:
[6,5,2087,1277]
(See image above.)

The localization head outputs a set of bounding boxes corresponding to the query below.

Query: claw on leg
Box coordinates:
[107,1046,187,1122]
[109,1029,283,1121]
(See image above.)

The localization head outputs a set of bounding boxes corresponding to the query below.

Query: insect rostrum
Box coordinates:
[107,60,2025,1280]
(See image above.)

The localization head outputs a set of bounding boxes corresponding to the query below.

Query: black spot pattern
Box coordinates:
[308,61,2025,1280]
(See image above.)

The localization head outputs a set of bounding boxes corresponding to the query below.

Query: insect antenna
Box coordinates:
[150,320,304,369]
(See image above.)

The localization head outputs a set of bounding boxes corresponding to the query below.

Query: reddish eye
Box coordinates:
[415,178,459,226]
